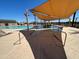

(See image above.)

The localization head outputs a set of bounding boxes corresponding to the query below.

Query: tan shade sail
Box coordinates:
[31,0,79,20]
[32,11,58,21]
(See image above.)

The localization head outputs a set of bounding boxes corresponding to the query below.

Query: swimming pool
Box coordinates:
[0,26,33,29]
[32,25,63,31]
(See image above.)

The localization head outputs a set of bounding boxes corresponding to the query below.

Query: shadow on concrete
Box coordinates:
[70,31,79,34]
[0,30,12,37]
[20,30,67,59]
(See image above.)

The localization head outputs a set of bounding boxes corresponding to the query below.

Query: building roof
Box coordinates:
[0,19,17,23]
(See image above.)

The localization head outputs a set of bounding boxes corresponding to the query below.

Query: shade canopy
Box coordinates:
[31,0,79,21]
[32,11,57,21]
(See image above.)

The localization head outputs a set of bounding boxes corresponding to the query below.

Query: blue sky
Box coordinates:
[0,0,79,23]
[0,0,47,22]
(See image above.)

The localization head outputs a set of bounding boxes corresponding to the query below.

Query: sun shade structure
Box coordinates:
[32,11,57,21]
[31,0,79,21]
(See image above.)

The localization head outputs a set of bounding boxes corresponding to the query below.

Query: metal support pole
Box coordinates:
[18,31,21,44]
[58,19,60,25]
[45,21,47,28]
[34,15,37,26]
[24,9,29,30]
[72,12,76,27]
[75,17,78,27]
[26,15,29,30]
[58,19,60,31]
[13,31,21,45]
[69,18,71,26]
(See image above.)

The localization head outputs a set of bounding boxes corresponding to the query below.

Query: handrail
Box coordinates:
[53,28,67,47]
[62,31,67,46]
[13,31,21,45]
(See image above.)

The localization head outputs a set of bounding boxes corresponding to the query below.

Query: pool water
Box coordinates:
[0,25,62,31]
[0,26,33,29]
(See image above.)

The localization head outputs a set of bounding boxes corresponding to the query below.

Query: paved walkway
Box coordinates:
[0,31,34,59]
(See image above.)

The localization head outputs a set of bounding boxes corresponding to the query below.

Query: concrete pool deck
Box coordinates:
[63,27,79,59]
[0,27,79,59]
